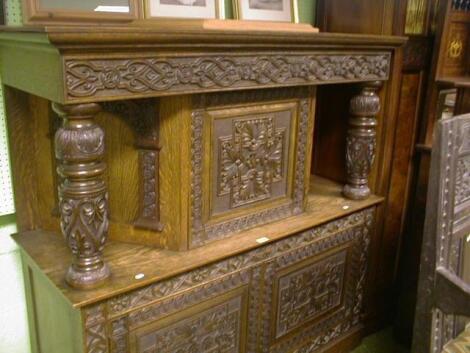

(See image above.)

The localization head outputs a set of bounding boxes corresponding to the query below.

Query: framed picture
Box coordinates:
[22,0,140,24]
[145,0,225,19]
[234,0,295,22]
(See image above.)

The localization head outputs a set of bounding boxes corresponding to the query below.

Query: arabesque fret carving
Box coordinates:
[218,116,285,208]
[53,103,110,289]
[65,54,391,100]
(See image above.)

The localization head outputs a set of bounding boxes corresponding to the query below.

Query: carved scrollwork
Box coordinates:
[53,103,110,289]
[60,193,108,257]
[64,54,390,100]
[343,82,382,200]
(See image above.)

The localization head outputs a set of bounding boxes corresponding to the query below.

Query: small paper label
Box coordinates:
[256,237,270,244]
[94,5,129,13]
[134,273,145,280]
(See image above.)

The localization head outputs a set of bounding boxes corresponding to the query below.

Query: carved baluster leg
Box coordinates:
[343,81,382,200]
[53,103,110,289]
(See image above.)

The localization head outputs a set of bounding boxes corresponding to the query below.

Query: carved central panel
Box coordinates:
[135,297,243,353]
[275,250,347,338]
[218,116,285,208]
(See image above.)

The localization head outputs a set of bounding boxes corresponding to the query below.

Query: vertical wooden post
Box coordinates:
[53,103,110,289]
[343,81,382,200]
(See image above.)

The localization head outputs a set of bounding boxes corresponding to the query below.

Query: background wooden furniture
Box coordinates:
[315,0,418,333]
[412,113,470,353]
[316,0,470,341]
[0,24,404,353]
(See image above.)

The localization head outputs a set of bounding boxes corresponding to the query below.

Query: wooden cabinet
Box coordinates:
[0,23,404,353]
[19,190,377,353]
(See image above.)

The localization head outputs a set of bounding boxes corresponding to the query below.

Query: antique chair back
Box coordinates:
[413,113,470,353]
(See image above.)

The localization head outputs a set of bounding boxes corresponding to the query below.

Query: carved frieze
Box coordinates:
[64,54,391,101]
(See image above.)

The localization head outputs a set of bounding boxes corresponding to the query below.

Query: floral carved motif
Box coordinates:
[218,116,285,208]
[64,54,391,100]
[190,94,311,247]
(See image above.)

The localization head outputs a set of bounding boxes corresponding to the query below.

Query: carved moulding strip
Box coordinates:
[64,53,391,102]
[190,96,310,247]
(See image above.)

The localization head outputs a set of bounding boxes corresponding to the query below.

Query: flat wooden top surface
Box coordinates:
[0,22,406,48]
[14,176,383,308]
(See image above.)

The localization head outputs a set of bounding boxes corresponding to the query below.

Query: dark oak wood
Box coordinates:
[412,113,470,353]
[343,81,382,200]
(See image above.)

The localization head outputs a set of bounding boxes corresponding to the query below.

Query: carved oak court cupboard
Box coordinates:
[0,24,405,353]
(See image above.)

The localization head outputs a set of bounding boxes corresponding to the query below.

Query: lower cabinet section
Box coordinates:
[81,208,373,353]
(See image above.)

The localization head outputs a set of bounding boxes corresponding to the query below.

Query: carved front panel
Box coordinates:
[132,294,245,353]
[212,108,292,214]
[190,89,312,248]
[275,250,347,339]
[82,209,374,353]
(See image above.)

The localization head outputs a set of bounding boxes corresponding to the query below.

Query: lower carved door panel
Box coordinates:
[83,209,373,353]
[130,286,249,353]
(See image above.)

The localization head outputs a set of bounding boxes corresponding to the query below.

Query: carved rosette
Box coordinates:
[343,82,382,200]
[53,103,110,289]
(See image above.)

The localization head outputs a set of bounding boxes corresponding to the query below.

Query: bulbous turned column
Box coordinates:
[343,81,382,200]
[53,102,110,289]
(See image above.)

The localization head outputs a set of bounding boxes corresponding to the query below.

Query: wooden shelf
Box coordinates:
[13,176,383,308]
